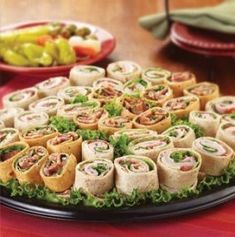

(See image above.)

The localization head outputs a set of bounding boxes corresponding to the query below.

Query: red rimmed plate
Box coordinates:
[0,20,116,77]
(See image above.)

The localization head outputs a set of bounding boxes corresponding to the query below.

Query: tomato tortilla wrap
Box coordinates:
[0,107,24,127]
[216,123,235,150]
[0,128,19,147]
[192,137,234,176]
[114,155,159,195]
[74,159,114,195]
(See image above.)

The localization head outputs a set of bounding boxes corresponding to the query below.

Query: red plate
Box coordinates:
[0,20,116,77]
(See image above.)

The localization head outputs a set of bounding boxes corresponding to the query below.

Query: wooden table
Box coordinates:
[0,0,234,94]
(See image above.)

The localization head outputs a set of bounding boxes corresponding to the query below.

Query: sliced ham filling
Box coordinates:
[138,110,166,125]
[97,85,122,97]
[119,158,150,173]
[88,140,110,152]
[134,139,167,150]
[171,72,192,82]
[190,85,214,96]
[51,132,78,145]
[168,127,188,139]
[123,97,149,114]
[145,87,168,100]
[76,109,104,124]
[214,100,235,114]
[165,99,190,110]
[81,160,111,176]
[104,117,130,128]
[19,113,42,122]
[24,127,55,139]
[223,123,235,136]
[0,150,20,161]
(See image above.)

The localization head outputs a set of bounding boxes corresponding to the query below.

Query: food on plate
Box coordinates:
[133,107,171,133]
[92,77,123,90]
[163,125,196,148]
[0,128,19,147]
[0,142,29,182]
[0,107,24,127]
[29,96,64,116]
[69,65,105,86]
[221,113,235,123]
[216,123,235,150]
[184,82,219,110]
[114,155,158,195]
[123,77,151,94]
[74,159,114,195]
[13,146,48,185]
[141,67,171,85]
[82,140,114,161]
[107,60,142,82]
[157,148,201,192]
[47,132,82,161]
[2,87,38,109]
[189,111,220,137]
[14,111,49,131]
[192,137,234,176]
[40,153,77,192]
[163,95,200,118]
[166,71,196,97]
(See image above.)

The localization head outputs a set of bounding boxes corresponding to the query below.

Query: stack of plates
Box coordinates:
[170,22,235,57]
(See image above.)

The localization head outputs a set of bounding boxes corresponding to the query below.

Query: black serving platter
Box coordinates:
[1,181,235,222]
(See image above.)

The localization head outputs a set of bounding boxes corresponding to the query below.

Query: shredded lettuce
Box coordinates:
[109,134,130,157]
[72,95,88,104]
[49,116,77,133]
[77,129,108,141]
[103,100,123,117]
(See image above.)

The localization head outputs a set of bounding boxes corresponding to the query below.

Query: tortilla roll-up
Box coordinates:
[40,153,76,192]
[29,96,64,116]
[216,123,235,150]
[163,95,200,118]
[128,135,173,162]
[0,128,19,147]
[57,86,93,103]
[36,76,70,97]
[142,67,171,85]
[166,71,196,97]
[69,65,105,86]
[0,107,24,127]
[184,82,219,110]
[121,95,158,119]
[47,132,82,161]
[221,114,235,124]
[206,96,235,115]
[157,148,201,193]
[57,100,100,121]
[0,121,5,129]
[98,116,132,135]
[3,87,38,109]
[123,77,151,95]
[133,107,171,133]
[192,137,234,176]
[82,140,114,161]
[143,84,173,105]
[74,108,108,130]
[14,111,49,131]
[107,60,142,83]
[114,155,159,195]
[93,77,123,90]
[13,146,48,185]
[20,125,58,147]
[163,125,196,148]
[0,142,29,182]
[74,159,114,195]
[112,128,158,141]
[189,111,220,137]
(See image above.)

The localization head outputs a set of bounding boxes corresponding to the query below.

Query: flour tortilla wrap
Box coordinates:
[98,116,132,135]
[0,121,5,129]
[29,96,64,116]
[216,123,235,150]
[47,132,82,161]
[0,142,29,182]
[20,125,58,147]
[205,96,235,115]
[114,155,159,195]
[69,65,105,86]
[163,125,196,148]
[189,111,220,137]
[157,148,201,193]
[192,137,234,176]
[123,77,151,95]
[221,114,235,124]
[107,60,142,83]
[73,108,108,130]
[57,86,93,103]
[13,146,48,185]
[3,87,38,109]
[133,107,171,133]
[0,128,19,147]
[166,71,196,97]
[142,67,171,85]
[93,77,124,90]
[184,82,219,110]
[82,140,114,161]
[74,159,114,195]
[0,107,24,127]
[128,135,173,162]
[163,95,200,118]
[36,77,70,97]
[14,111,49,131]
[143,84,173,105]
[40,153,77,192]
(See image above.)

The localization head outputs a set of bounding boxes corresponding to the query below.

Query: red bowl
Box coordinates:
[0,20,116,77]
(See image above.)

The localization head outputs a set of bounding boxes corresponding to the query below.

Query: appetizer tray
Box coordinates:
[0,61,235,221]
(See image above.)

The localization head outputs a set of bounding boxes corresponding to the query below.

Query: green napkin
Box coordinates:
[139,0,235,39]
